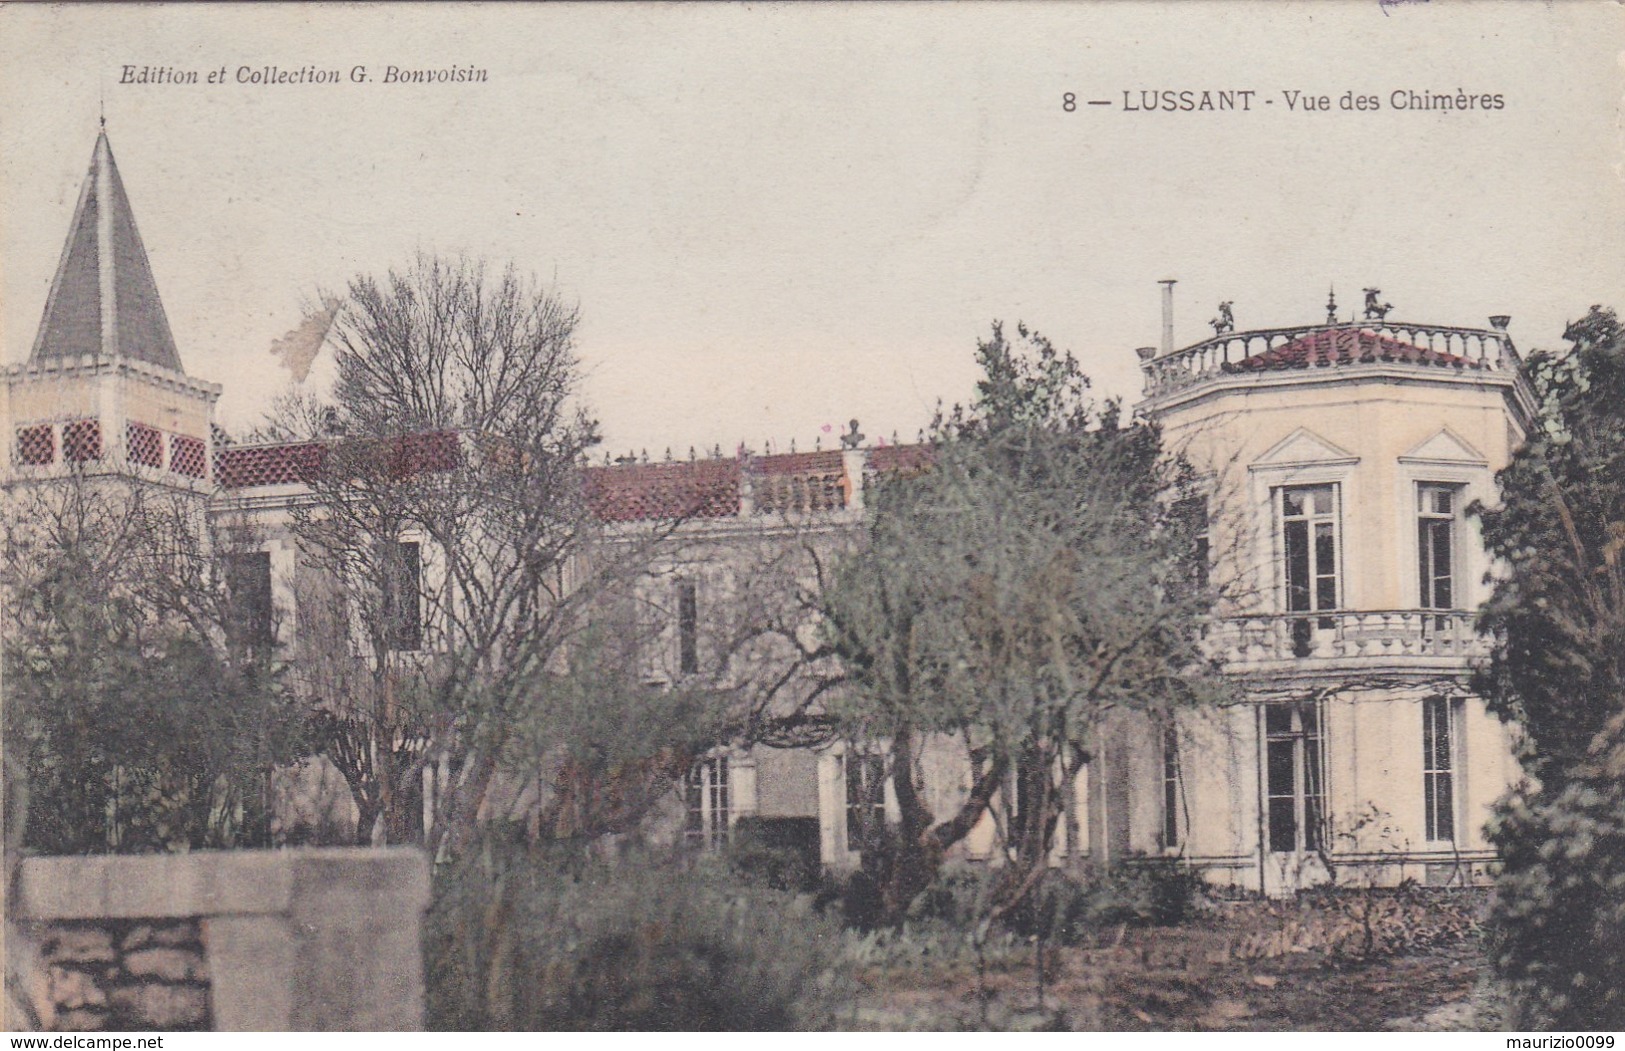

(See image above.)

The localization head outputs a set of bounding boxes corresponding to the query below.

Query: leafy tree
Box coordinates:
[819,322,1227,925]
[1488,715,1625,1028]
[1476,306,1625,1027]
[1476,306,1625,778]
[2,473,306,853]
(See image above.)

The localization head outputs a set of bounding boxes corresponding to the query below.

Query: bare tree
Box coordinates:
[274,254,796,854]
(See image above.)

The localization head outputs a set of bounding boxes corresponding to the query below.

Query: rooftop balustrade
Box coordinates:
[1141,321,1522,400]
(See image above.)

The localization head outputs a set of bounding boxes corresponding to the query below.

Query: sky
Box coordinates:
[2,3,1621,458]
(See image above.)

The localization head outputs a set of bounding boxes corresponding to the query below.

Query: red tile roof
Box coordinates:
[753,450,845,476]
[219,433,938,524]
[582,459,741,522]
[217,442,328,489]
[1225,328,1480,372]
[216,432,459,490]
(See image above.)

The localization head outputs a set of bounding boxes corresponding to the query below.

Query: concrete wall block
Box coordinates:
[285,851,429,1031]
[201,915,296,1031]
[22,852,295,920]
[102,852,295,918]
[290,848,431,912]
[291,919,423,1031]
[20,858,111,920]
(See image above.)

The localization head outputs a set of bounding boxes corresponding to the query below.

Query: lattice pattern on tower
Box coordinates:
[169,434,207,478]
[127,422,164,468]
[62,419,102,463]
[15,424,55,466]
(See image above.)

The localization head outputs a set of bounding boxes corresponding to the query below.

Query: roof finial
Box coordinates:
[1325,285,1338,325]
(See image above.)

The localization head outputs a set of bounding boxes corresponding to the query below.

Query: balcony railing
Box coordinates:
[1141,321,1521,400]
[1206,610,1490,667]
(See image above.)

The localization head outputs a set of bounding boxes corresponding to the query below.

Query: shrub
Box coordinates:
[1020,858,1204,943]
[906,867,999,929]
[726,816,822,893]
[903,858,1204,947]
[1488,723,1625,1029]
[425,840,847,1030]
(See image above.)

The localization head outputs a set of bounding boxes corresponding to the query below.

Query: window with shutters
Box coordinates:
[169,434,206,478]
[15,424,55,466]
[1174,495,1210,592]
[127,423,164,468]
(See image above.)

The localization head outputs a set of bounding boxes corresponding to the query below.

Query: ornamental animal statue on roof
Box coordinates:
[1211,301,1235,335]
[1363,288,1393,321]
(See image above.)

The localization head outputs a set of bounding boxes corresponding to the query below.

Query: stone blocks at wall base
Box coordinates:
[26,920,212,1030]
[9,847,430,1032]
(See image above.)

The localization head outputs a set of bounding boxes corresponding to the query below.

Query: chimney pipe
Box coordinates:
[1159,279,1177,355]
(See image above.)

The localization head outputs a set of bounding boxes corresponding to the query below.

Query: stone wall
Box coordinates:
[33,920,209,1031]
[8,847,430,1031]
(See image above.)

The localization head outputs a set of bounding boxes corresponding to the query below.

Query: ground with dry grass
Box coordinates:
[842,889,1502,1031]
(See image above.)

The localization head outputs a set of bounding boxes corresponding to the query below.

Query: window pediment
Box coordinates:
[1249,428,1359,472]
[1400,427,1488,467]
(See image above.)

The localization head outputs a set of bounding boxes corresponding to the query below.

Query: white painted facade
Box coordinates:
[5,129,1537,889]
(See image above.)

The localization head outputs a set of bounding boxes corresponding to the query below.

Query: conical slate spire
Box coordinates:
[30,128,185,373]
